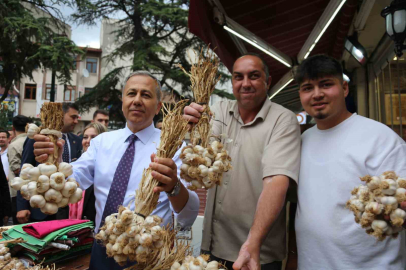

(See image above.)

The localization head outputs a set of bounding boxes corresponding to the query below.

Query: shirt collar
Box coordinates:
[229,98,273,125]
[123,122,156,145]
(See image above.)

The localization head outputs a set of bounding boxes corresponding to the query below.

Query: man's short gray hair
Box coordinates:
[123,71,162,101]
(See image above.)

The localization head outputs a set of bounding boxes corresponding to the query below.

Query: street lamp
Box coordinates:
[382,0,406,57]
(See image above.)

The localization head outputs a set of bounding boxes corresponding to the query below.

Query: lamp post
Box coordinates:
[382,0,406,57]
[382,0,406,138]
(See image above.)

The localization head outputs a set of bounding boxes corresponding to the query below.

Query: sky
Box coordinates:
[57,4,101,48]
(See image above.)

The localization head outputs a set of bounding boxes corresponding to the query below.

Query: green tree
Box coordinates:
[72,0,231,123]
[0,0,84,103]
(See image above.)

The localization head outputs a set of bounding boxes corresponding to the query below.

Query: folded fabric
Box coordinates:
[1,221,94,253]
[22,219,89,238]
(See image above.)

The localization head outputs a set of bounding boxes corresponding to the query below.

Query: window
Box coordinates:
[24,84,36,100]
[86,58,97,73]
[64,86,76,101]
[45,84,57,100]
[85,88,93,95]
[72,60,77,70]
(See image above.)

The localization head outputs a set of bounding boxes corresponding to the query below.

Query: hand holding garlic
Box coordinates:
[33,134,64,164]
[149,153,179,193]
[347,171,406,240]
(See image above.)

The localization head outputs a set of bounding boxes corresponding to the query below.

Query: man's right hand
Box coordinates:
[33,134,64,163]
[17,210,31,224]
[183,102,205,124]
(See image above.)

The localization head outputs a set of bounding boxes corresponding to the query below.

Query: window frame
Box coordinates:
[64,86,76,101]
[24,84,37,100]
[86,58,98,74]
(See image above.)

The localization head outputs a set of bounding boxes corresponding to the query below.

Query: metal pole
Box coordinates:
[50,69,56,102]
[388,61,394,129]
[397,58,403,138]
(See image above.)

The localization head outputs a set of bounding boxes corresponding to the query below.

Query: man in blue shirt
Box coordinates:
[33,71,199,269]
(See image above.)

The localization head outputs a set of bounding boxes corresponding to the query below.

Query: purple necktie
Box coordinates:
[62,134,70,163]
[101,134,137,225]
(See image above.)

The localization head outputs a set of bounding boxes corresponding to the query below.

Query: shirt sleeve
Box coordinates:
[376,143,406,177]
[262,112,301,183]
[8,144,20,172]
[72,137,99,190]
[170,144,200,229]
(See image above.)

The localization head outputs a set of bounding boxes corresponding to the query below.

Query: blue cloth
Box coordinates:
[17,134,82,221]
[101,134,137,226]
[72,123,199,231]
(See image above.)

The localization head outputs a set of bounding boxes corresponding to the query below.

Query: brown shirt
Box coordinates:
[201,99,301,264]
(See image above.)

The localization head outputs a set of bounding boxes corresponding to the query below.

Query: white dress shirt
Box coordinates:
[1,148,9,178]
[72,123,199,231]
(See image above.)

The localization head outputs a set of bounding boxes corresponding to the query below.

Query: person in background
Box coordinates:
[17,103,82,223]
[92,109,109,128]
[0,130,10,179]
[8,115,31,224]
[69,122,107,224]
[155,118,163,130]
[0,160,11,226]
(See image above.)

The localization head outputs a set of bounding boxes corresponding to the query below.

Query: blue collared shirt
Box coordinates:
[72,123,199,231]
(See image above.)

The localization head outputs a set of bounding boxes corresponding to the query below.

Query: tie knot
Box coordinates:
[126,134,137,144]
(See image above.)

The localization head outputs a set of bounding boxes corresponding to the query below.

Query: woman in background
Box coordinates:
[69,123,107,223]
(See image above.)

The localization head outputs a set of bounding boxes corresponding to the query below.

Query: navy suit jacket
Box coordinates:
[17,133,82,221]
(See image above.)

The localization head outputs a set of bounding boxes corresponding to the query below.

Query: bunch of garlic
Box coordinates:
[180,140,232,190]
[10,162,82,215]
[171,255,225,270]
[96,206,166,266]
[347,171,406,240]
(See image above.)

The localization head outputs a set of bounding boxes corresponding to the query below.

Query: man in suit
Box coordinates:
[16,103,82,223]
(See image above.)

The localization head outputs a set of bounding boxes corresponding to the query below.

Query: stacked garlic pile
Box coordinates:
[0,243,12,265]
[96,206,165,266]
[171,255,225,270]
[11,162,82,215]
[180,141,231,190]
[347,171,406,240]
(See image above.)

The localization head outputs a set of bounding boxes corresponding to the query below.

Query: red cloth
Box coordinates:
[23,219,89,239]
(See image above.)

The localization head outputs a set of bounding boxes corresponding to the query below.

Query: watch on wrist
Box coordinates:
[166,178,181,197]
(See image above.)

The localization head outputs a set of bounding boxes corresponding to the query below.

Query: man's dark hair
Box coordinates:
[12,115,32,132]
[0,130,10,138]
[235,52,270,80]
[295,54,343,86]
[62,102,79,114]
[93,109,109,119]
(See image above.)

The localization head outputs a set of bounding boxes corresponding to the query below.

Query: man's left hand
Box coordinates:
[149,153,178,193]
[233,241,260,270]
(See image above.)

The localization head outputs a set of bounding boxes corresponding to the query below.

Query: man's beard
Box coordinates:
[0,143,6,148]
[313,112,327,120]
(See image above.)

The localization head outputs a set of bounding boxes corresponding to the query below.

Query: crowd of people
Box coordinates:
[0,53,404,270]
